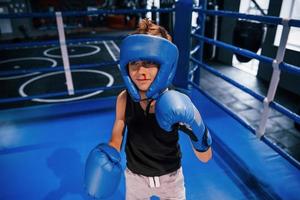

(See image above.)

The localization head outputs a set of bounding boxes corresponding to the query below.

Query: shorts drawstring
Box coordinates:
[149,176,160,188]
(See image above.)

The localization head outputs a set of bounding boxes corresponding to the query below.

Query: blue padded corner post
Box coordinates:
[173,0,193,90]
[193,0,207,85]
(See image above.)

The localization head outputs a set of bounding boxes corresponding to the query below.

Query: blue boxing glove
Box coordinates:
[155,90,212,152]
[84,143,122,199]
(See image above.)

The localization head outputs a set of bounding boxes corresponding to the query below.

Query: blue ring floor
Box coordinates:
[0,88,299,200]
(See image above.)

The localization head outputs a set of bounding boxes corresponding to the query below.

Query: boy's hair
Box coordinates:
[133,18,172,42]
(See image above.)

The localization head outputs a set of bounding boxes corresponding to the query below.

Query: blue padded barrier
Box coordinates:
[0,96,117,124]
[189,86,300,200]
[1,88,300,199]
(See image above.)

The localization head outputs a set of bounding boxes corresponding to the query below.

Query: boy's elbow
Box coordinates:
[198,154,212,163]
[194,147,212,163]
[109,141,121,152]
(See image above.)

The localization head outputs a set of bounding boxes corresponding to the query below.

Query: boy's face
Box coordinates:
[128,61,159,92]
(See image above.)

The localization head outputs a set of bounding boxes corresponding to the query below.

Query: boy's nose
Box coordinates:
[137,65,147,73]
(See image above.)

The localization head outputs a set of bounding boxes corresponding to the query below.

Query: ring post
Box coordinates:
[193,0,207,85]
[173,0,193,90]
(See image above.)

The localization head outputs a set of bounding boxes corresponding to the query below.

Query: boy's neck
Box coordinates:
[139,91,147,100]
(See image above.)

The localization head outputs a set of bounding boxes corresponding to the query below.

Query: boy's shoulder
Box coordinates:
[117,90,127,103]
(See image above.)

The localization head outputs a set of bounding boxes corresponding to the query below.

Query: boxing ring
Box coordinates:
[1,0,300,199]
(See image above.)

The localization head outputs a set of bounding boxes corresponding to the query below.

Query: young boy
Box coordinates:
[84,19,212,200]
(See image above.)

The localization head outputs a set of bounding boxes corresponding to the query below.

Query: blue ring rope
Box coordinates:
[0,8,174,19]
[189,81,300,170]
[0,12,55,19]
[61,8,175,17]
[0,40,59,50]
[191,57,300,126]
[190,57,265,102]
[279,62,300,76]
[0,61,119,76]
[270,102,300,124]
[0,35,126,50]
[289,19,300,27]
[190,81,256,133]
[193,8,296,27]
[66,36,126,44]
[191,33,274,64]
[0,85,125,104]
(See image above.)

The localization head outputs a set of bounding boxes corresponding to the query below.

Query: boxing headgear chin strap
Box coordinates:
[119,34,179,102]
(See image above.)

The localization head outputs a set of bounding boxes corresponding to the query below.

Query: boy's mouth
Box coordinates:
[137,75,151,81]
[137,78,151,82]
[137,77,150,80]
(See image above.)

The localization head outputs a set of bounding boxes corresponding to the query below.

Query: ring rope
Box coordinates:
[0,36,125,50]
[0,40,59,50]
[0,85,125,104]
[193,8,300,27]
[270,102,300,124]
[192,33,274,64]
[190,57,265,102]
[279,62,300,75]
[0,8,174,19]
[191,5,300,157]
[189,81,300,170]
[0,61,119,76]
[191,57,300,124]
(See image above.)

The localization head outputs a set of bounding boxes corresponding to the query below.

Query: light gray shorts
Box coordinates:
[125,167,186,200]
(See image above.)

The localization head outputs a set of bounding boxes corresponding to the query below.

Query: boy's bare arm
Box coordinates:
[85,91,126,197]
[109,90,127,152]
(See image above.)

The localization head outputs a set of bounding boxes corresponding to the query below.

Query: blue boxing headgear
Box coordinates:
[119,34,179,102]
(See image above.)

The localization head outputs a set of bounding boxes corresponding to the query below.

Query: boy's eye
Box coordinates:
[144,61,157,66]
[128,61,159,68]
[128,61,138,66]
[143,61,159,68]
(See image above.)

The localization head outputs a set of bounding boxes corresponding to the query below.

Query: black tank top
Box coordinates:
[125,93,181,177]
